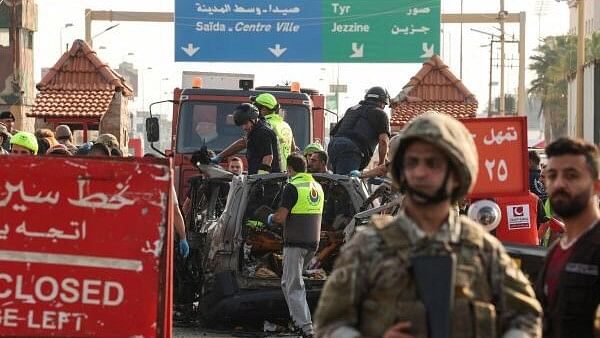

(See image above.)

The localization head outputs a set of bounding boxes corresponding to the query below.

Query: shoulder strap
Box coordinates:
[371,215,412,251]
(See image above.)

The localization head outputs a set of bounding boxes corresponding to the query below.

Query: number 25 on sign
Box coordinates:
[484,159,508,182]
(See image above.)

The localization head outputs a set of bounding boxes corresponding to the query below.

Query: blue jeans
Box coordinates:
[328,137,362,175]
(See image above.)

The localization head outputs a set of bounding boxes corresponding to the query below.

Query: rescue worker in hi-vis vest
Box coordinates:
[266,153,323,338]
[315,112,542,338]
[253,93,296,170]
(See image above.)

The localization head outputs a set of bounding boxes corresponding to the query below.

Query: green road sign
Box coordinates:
[175,0,440,63]
[326,95,338,111]
[322,0,440,62]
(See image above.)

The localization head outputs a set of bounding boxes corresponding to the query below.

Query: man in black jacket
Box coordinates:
[529,150,547,200]
[214,103,281,174]
[535,137,600,338]
[328,86,390,174]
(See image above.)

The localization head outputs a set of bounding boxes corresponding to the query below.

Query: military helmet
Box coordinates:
[364,86,390,105]
[389,112,478,200]
[233,103,260,126]
[254,93,279,111]
[10,131,39,154]
[96,133,119,149]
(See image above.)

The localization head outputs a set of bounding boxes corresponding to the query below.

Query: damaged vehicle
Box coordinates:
[176,167,368,325]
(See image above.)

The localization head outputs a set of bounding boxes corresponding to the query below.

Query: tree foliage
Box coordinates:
[529,32,600,140]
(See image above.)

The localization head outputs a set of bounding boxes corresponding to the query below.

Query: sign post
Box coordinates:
[0,156,173,337]
[175,0,440,62]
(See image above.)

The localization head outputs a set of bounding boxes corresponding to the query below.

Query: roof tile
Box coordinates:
[29,39,132,118]
[390,55,478,128]
[31,89,114,119]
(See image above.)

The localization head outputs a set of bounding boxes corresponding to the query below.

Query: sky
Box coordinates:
[34,0,570,118]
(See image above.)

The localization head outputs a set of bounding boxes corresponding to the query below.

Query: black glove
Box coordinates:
[190,145,212,167]
[253,205,274,225]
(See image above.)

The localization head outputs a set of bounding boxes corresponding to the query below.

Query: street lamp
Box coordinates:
[122,52,135,64]
[90,23,120,47]
[59,23,73,55]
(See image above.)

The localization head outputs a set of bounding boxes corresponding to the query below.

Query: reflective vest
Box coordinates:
[285,173,324,248]
[265,114,293,170]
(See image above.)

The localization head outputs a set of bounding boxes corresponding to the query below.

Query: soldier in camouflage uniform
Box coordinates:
[315,112,542,338]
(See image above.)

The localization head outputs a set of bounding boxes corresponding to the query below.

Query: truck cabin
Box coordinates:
[173,88,315,201]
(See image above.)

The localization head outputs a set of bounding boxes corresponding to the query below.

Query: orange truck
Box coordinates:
[147,77,326,202]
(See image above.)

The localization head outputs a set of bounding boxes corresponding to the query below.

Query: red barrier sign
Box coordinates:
[461,117,529,197]
[0,156,172,337]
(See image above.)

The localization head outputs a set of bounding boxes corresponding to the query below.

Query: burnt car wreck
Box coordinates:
[175,168,368,326]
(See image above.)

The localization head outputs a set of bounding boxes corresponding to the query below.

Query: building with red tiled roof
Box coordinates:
[29,39,133,151]
[390,55,478,131]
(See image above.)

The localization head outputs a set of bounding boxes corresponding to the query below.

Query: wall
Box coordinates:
[100,91,131,155]
[569,0,600,37]
[0,0,37,133]
[567,61,597,144]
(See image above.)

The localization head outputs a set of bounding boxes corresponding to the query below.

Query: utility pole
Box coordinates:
[488,40,495,116]
[335,64,340,118]
[499,0,506,116]
[518,11,526,116]
[460,0,464,79]
[576,0,585,137]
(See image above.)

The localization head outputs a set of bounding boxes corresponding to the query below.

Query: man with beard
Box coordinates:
[307,150,329,174]
[315,112,541,338]
[534,137,600,338]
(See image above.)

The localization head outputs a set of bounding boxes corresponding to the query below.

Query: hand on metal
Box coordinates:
[179,239,190,258]
[349,170,361,178]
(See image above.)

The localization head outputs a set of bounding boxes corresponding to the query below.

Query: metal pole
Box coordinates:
[576,0,585,137]
[460,0,463,79]
[499,0,506,115]
[335,64,340,117]
[85,9,92,46]
[517,11,526,116]
[488,40,494,116]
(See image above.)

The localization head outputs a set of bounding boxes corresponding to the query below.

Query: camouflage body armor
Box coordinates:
[315,211,542,338]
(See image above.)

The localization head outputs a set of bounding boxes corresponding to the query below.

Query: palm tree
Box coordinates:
[529,32,600,141]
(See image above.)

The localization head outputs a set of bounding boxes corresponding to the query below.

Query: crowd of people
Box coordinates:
[3,81,600,337]
[0,112,123,157]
